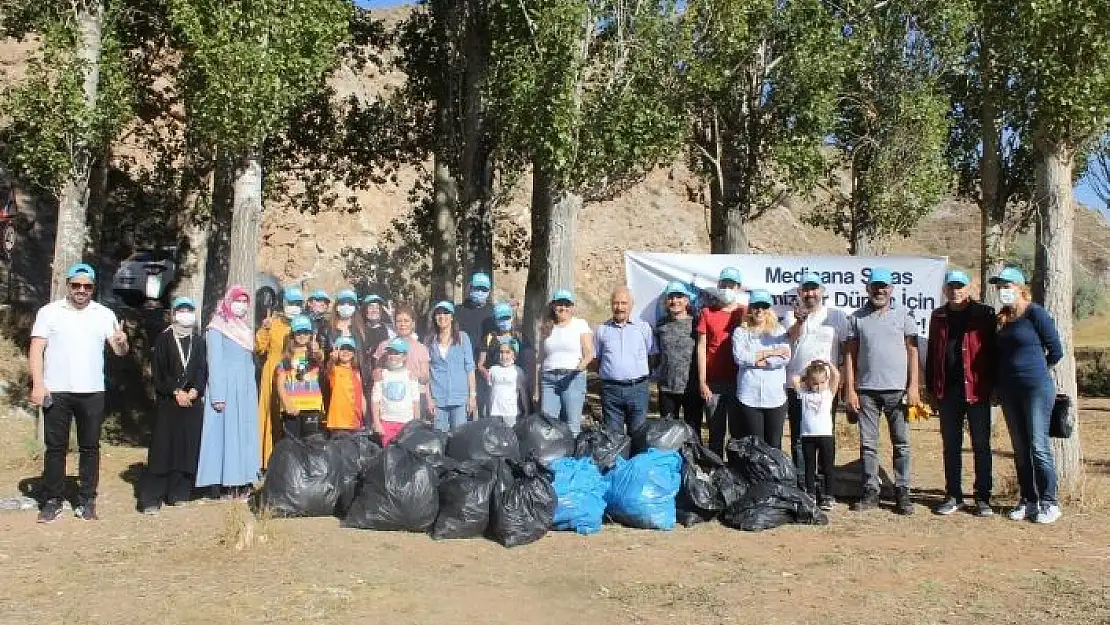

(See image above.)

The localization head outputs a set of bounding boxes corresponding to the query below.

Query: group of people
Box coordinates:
[27,260,1065,526]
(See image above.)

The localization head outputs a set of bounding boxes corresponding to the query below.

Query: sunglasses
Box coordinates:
[68,282,94,292]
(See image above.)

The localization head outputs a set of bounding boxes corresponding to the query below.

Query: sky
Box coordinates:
[349,0,1109,220]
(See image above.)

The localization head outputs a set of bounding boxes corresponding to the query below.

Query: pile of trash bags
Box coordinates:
[257,416,827,547]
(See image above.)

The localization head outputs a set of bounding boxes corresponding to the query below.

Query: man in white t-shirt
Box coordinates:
[30,263,129,523]
[784,272,850,486]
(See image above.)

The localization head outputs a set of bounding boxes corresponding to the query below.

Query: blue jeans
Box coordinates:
[541,370,587,435]
[434,405,469,433]
[600,379,649,435]
[938,389,992,502]
[857,390,912,492]
[1000,379,1057,507]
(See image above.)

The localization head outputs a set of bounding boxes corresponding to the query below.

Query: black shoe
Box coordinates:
[819,496,837,511]
[74,501,98,521]
[851,490,880,512]
[36,499,63,524]
[895,487,914,516]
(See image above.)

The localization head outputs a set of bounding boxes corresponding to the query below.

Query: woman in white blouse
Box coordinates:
[535,289,594,434]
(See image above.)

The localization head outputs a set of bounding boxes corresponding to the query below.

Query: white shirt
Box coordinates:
[799,388,835,437]
[373,368,421,423]
[488,364,523,417]
[31,299,118,393]
[542,317,592,371]
[785,306,851,379]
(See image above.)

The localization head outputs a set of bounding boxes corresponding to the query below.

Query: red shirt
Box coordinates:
[696,306,746,384]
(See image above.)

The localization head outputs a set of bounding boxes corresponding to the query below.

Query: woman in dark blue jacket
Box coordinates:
[426,301,477,432]
[990,268,1064,524]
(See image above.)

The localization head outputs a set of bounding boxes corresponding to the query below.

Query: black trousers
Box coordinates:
[787,389,839,486]
[283,411,324,439]
[658,390,704,438]
[42,392,105,504]
[738,402,787,450]
[802,435,836,498]
[138,471,192,508]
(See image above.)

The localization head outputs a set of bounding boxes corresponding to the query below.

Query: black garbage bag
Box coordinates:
[260,437,338,517]
[719,481,828,532]
[725,435,797,486]
[327,432,382,516]
[574,427,632,472]
[342,445,440,532]
[446,418,521,463]
[431,460,497,540]
[631,418,697,455]
[488,459,556,548]
[713,467,748,508]
[393,420,448,458]
[515,414,575,466]
[676,444,727,527]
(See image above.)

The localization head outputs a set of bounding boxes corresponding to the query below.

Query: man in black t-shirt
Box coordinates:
[456,272,497,415]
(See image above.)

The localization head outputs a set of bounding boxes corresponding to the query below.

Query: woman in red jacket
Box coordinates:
[924,270,997,517]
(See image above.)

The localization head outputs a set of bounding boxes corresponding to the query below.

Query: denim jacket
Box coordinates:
[428,332,476,406]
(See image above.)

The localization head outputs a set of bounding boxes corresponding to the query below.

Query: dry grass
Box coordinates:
[219,503,277,551]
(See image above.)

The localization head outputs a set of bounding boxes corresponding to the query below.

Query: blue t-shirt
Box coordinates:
[996,303,1063,388]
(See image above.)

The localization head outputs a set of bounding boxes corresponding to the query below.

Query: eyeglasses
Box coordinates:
[68,283,94,292]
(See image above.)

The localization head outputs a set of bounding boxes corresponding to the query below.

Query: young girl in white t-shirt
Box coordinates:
[791,360,840,510]
[487,339,530,426]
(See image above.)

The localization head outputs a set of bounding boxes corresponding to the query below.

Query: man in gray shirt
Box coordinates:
[843,267,920,515]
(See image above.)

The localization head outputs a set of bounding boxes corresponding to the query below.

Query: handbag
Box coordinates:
[1049,393,1074,439]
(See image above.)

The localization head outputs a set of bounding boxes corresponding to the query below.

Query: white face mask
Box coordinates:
[717,288,738,306]
[174,311,196,328]
[284,304,303,318]
[998,287,1018,305]
[337,304,357,319]
[229,302,250,318]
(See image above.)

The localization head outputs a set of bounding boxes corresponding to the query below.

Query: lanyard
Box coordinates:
[173,334,193,372]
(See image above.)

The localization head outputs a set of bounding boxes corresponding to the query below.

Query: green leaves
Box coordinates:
[170,0,352,150]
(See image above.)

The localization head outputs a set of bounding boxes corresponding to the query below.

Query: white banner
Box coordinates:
[623,252,949,338]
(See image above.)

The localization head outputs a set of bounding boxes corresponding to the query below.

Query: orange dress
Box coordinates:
[255,317,290,469]
[327,363,365,430]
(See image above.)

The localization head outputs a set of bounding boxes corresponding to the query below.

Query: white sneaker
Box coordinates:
[1035,504,1062,525]
[1008,503,1032,521]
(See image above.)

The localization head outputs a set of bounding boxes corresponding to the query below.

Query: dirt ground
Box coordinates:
[0,403,1108,625]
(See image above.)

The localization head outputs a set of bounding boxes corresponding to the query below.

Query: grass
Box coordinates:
[1076,311,1110,348]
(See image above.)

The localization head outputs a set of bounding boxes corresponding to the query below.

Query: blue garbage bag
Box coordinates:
[604,449,683,530]
[551,457,608,535]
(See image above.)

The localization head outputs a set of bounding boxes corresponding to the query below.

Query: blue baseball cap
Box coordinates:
[171,296,196,310]
[362,293,384,305]
[334,336,357,351]
[800,271,824,287]
[493,302,513,320]
[283,287,305,303]
[663,280,690,298]
[989,266,1026,286]
[309,289,330,301]
[867,268,894,286]
[719,267,742,285]
[289,315,313,333]
[386,337,410,354]
[551,289,575,304]
[944,270,971,287]
[433,300,455,315]
[470,272,492,289]
[748,289,773,307]
[66,263,96,281]
[336,288,358,303]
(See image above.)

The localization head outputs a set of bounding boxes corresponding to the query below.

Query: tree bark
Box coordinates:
[705,123,749,254]
[49,3,104,301]
[1033,137,1081,493]
[203,149,233,321]
[431,154,458,303]
[458,0,494,282]
[522,166,580,349]
[228,151,262,295]
[978,34,1006,308]
[849,205,876,256]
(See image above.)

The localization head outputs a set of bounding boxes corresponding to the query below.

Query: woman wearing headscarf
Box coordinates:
[138,297,207,513]
[256,286,303,468]
[196,286,261,500]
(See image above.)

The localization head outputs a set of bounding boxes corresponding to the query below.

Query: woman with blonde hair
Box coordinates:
[731,289,791,449]
[991,267,1064,524]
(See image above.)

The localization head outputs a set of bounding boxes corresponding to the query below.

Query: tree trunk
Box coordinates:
[84,146,110,298]
[1033,138,1081,493]
[203,149,233,321]
[523,166,580,349]
[849,206,876,256]
[458,0,494,282]
[706,127,749,254]
[49,3,104,301]
[978,38,1006,308]
[431,154,458,303]
[228,152,263,295]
